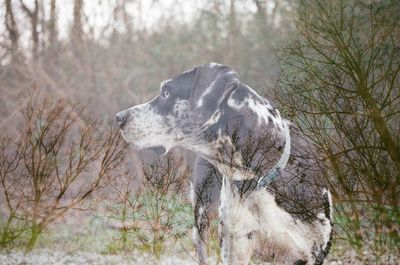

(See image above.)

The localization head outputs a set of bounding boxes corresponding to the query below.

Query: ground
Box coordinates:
[1,247,398,265]
[0,208,398,264]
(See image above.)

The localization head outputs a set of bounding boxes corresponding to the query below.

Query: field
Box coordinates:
[1,0,399,264]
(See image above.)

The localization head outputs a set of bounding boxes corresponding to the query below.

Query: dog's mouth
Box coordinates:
[146,146,167,155]
[119,131,167,155]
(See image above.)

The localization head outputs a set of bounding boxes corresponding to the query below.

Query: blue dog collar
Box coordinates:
[257,121,291,189]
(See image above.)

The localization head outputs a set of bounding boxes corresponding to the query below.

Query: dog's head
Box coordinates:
[116,63,239,155]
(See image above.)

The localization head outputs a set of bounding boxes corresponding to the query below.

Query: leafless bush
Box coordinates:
[0,91,127,250]
[275,0,399,259]
[102,168,143,254]
[103,154,192,258]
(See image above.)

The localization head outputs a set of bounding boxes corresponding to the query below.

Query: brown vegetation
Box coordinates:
[0,0,398,262]
[275,0,399,259]
[0,91,126,249]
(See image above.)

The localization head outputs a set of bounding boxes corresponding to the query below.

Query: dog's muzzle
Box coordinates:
[116,111,130,128]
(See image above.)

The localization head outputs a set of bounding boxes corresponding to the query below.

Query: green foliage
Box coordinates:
[0,93,126,251]
[103,155,193,258]
[0,216,29,249]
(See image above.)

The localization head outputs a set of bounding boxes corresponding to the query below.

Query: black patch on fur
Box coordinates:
[313,191,334,265]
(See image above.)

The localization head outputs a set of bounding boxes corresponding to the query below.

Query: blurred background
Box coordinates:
[0,1,294,262]
[0,0,399,264]
[0,0,289,126]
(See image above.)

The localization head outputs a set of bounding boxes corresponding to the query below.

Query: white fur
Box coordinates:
[197,79,217,107]
[189,182,196,207]
[173,99,190,119]
[227,92,284,132]
[208,128,260,181]
[220,175,332,264]
[121,101,185,152]
[160,79,172,89]
[208,62,222,68]
[277,120,291,169]
[201,110,221,128]
[119,68,332,265]
[321,189,333,250]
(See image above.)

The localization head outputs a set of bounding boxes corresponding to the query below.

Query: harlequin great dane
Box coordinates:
[116,63,333,265]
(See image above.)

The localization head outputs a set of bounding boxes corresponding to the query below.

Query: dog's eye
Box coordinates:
[162,90,170,98]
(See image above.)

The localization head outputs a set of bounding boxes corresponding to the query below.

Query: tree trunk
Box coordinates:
[255,0,267,22]
[48,0,57,44]
[72,0,84,43]
[358,84,400,169]
[4,0,19,58]
[20,0,39,60]
[254,0,268,37]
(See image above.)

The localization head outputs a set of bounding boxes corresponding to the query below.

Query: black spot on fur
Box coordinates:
[314,191,333,265]
[269,107,278,117]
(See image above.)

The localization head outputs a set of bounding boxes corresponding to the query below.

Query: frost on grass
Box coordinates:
[0,249,201,265]
[1,246,399,265]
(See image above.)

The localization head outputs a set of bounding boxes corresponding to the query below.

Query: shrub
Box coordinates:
[275,0,399,260]
[104,154,193,258]
[0,91,126,250]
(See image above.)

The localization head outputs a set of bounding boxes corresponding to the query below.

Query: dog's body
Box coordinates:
[117,63,332,264]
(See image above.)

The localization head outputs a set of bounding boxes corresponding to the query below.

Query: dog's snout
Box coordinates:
[116,111,130,127]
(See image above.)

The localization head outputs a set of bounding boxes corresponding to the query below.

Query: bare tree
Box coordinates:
[104,155,191,257]
[226,0,238,64]
[20,0,39,59]
[0,136,26,248]
[254,0,267,25]
[104,170,141,252]
[72,0,83,43]
[139,155,191,257]
[48,0,57,44]
[275,0,399,257]
[0,91,127,250]
[4,0,19,58]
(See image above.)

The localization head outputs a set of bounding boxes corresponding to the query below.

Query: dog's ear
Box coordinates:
[190,63,239,123]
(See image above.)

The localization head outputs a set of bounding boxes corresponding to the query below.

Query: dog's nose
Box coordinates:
[116,111,130,127]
